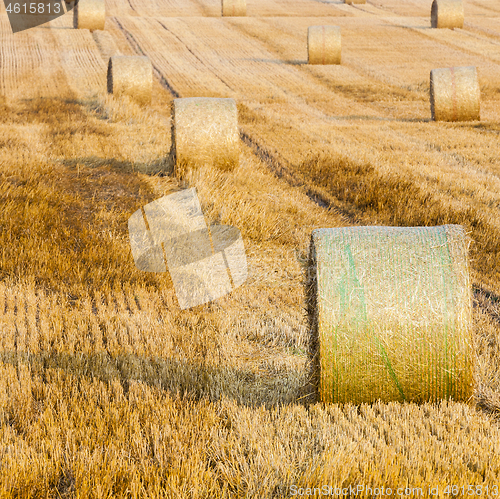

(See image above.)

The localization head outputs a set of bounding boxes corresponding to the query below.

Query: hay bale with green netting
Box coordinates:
[107,56,152,105]
[171,97,240,178]
[431,0,464,29]
[308,26,341,65]
[307,225,474,405]
[73,0,105,31]
[221,0,246,16]
[430,66,480,122]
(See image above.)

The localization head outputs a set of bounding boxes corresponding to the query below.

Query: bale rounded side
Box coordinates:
[171,97,240,178]
[431,0,464,29]
[308,225,474,405]
[107,56,152,106]
[221,0,246,16]
[308,26,341,65]
[430,66,480,122]
[74,0,105,31]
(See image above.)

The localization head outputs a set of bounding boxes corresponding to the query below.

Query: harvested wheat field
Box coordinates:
[0,0,499,496]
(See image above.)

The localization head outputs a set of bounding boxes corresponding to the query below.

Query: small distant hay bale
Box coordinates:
[221,0,246,16]
[344,0,366,4]
[171,97,240,177]
[74,0,105,31]
[430,66,480,122]
[308,26,341,65]
[431,0,464,29]
[107,56,152,105]
[93,30,120,60]
[307,225,474,405]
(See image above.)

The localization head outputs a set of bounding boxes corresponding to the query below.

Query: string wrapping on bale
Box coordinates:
[93,30,120,61]
[221,0,246,16]
[107,56,152,105]
[171,97,240,178]
[431,0,464,29]
[430,66,480,122]
[308,26,341,65]
[74,0,105,31]
[307,225,474,405]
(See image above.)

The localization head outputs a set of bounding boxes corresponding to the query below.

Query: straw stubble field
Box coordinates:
[0,0,499,496]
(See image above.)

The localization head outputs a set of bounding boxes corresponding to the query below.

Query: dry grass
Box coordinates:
[0,4,500,496]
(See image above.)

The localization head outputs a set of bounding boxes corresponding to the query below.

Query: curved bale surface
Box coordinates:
[430,66,480,122]
[171,97,240,177]
[308,26,341,65]
[307,225,474,405]
[107,56,152,105]
[222,0,246,16]
[431,0,464,29]
[74,0,105,31]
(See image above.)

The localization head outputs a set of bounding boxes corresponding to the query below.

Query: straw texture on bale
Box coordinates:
[221,0,246,16]
[431,0,464,29]
[308,26,341,65]
[430,66,480,122]
[344,0,366,4]
[107,56,152,105]
[74,0,105,31]
[307,225,474,405]
[93,30,120,60]
[171,97,240,177]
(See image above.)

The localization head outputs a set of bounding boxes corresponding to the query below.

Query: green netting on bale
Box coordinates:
[308,225,474,404]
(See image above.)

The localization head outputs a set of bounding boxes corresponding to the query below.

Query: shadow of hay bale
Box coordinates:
[59,155,174,175]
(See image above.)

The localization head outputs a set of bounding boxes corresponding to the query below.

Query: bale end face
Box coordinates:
[430,66,480,122]
[431,0,464,29]
[107,56,152,106]
[172,97,240,178]
[307,26,341,65]
[74,0,105,31]
[309,225,474,405]
[221,0,246,16]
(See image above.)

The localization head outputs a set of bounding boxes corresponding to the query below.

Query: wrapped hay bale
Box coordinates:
[222,0,246,16]
[307,225,474,405]
[74,0,105,31]
[308,26,341,65]
[431,0,464,29]
[107,56,152,105]
[430,66,480,122]
[171,97,240,177]
[93,30,120,60]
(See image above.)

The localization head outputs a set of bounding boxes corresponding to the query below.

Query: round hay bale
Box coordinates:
[308,26,341,65]
[107,56,152,106]
[221,0,246,16]
[307,225,474,405]
[73,0,105,31]
[430,66,480,122]
[431,0,464,29]
[171,97,240,177]
[344,0,366,4]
